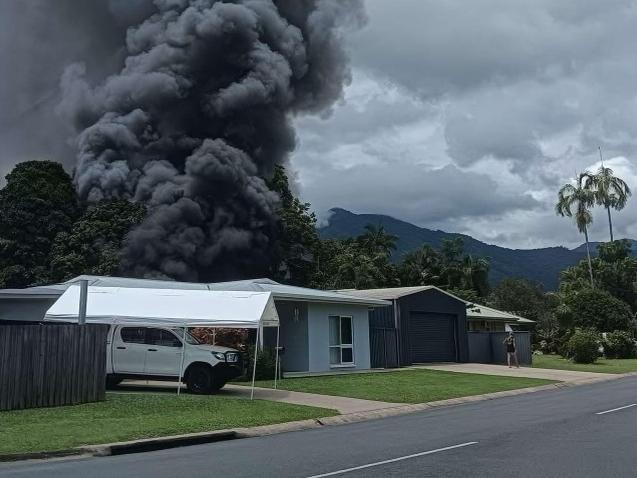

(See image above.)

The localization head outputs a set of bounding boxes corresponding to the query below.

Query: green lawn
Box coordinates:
[253,369,554,404]
[533,354,637,374]
[0,393,336,455]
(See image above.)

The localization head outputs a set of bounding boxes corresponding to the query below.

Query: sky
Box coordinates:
[2,1,637,250]
[290,0,637,249]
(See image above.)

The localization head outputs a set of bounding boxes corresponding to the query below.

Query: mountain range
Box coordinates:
[318,208,637,290]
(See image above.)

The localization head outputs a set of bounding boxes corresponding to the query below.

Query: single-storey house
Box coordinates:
[340,286,470,367]
[466,303,534,331]
[0,276,389,375]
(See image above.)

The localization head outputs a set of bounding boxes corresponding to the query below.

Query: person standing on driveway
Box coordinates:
[503,332,519,368]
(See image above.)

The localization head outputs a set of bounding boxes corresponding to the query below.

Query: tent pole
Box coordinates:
[274,324,280,389]
[177,326,187,396]
[250,325,260,400]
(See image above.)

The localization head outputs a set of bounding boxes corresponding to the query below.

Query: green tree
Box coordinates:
[398,238,490,298]
[556,173,596,286]
[357,224,398,257]
[488,278,551,322]
[559,240,637,311]
[0,161,79,287]
[267,165,320,285]
[399,245,442,286]
[558,288,634,332]
[583,150,631,242]
[49,200,146,282]
[460,255,490,297]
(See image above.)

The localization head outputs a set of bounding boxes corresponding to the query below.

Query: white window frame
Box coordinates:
[329,315,354,367]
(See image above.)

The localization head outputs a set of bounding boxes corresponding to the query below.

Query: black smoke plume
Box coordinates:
[57,0,365,281]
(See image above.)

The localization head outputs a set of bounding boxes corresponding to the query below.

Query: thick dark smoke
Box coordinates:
[56,0,365,281]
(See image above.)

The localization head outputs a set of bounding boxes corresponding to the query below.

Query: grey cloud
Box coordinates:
[303,162,540,227]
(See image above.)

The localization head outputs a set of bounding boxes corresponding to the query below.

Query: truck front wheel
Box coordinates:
[186,365,217,394]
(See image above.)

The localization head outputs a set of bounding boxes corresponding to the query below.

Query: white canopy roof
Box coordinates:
[44,286,279,328]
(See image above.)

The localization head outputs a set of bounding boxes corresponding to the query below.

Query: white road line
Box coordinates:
[304,441,479,478]
[596,403,637,415]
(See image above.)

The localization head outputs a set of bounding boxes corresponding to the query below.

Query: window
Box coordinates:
[146,328,182,348]
[120,327,146,344]
[329,316,354,365]
[170,328,201,345]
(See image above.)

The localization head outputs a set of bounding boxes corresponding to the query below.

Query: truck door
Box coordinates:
[113,327,148,374]
[144,328,183,376]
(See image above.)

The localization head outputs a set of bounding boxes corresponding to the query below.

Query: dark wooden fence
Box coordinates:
[0,324,109,411]
[468,331,532,366]
[370,327,399,369]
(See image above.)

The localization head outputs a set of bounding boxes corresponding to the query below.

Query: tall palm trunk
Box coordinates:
[606,205,614,242]
[583,225,594,287]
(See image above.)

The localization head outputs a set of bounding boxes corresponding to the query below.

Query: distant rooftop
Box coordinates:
[340,286,532,323]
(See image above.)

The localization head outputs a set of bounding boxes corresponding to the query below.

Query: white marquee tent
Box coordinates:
[44,285,281,397]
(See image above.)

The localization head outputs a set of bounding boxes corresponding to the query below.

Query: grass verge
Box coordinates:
[0,393,336,455]
[533,354,637,374]
[253,369,554,404]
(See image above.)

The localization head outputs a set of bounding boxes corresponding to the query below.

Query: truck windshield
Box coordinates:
[170,328,201,345]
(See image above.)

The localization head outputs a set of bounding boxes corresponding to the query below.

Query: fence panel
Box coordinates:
[468,331,532,366]
[0,324,108,411]
[370,328,399,369]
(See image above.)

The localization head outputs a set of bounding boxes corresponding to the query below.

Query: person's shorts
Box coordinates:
[507,346,515,353]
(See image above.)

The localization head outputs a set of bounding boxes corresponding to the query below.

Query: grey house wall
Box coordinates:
[0,298,57,323]
[397,290,469,365]
[307,303,371,373]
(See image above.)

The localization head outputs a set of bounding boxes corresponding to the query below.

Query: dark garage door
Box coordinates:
[408,312,457,363]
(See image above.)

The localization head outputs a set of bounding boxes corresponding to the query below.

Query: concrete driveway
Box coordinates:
[417,363,615,383]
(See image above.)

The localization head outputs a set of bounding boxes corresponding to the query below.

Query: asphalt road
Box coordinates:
[2,377,637,478]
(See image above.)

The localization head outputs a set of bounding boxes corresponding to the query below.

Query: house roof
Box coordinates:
[466,303,534,323]
[207,279,390,306]
[339,286,533,323]
[0,276,389,307]
[338,285,465,303]
[0,285,68,299]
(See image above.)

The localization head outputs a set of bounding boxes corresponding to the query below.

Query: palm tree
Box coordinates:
[583,148,631,242]
[556,173,596,287]
[461,255,490,297]
[359,224,398,256]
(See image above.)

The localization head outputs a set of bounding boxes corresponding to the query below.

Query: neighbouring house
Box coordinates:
[0,285,67,324]
[340,286,535,368]
[339,286,470,367]
[0,276,389,374]
[466,303,534,332]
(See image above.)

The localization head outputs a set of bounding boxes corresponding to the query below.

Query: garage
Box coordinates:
[408,312,457,363]
[340,286,469,367]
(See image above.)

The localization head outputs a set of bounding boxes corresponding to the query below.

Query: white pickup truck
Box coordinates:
[105,325,243,394]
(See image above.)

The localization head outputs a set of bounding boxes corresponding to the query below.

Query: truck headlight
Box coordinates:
[212,352,226,361]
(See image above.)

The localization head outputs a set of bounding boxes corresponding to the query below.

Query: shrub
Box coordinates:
[241,347,281,381]
[603,331,636,359]
[565,329,601,364]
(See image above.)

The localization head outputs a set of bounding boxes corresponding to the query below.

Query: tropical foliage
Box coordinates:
[555,172,596,286]
[0,161,146,286]
[564,329,601,364]
[0,161,80,287]
[559,240,637,311]
[398,238,490,297]
[557,288,634,332]
[583,153,631,242]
